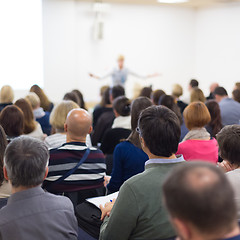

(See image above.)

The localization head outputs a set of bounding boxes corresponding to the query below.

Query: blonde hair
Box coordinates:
[190,88,206,103]
[172,84,183,98]
[117,55,125,61]
[0,85,14,103]
[50,100,79,131]
[25,92,40,109]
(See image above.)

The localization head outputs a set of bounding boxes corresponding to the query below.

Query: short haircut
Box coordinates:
[190,88,206,103]
[0,105,24,137]
[151,89,166,105]
[163,162,237,236]
[183,102,211,130]
[232,89,240,103]
[25,92,40,109]
[172,84,183,98]
[4,136,49,187]
[139,86,152,99]
[213,87,228,96]
[113,96,131,116]
[189,79,199,88]
[50,100,79,131]
[138,105,181,157]
[0,85,14,104]
[110,85,125,100]
[217,125,240,166]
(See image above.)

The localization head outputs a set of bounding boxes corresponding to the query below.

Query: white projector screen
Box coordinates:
[0,0,43,90]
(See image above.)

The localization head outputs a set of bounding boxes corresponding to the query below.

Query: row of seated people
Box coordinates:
[0,104,240,239]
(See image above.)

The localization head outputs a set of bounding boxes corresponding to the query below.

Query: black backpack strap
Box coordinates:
[47,148,91,190]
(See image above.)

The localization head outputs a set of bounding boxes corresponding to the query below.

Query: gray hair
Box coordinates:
[4,136,49,188]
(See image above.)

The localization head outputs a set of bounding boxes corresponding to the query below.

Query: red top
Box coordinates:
[176,138,218,164]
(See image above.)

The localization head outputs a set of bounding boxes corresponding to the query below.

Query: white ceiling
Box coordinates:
[78,0,240,8]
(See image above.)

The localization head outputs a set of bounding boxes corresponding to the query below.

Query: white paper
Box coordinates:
[86,191,119,208]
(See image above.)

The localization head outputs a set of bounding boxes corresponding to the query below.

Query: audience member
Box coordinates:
[205,100,223,138]
[30,84,54,112]
[0,105,24,142]
[0,136,78,239]
[189,78,199,90]
[91,85,125,146]
[139,86,152,99]
[163,162,240,240]
[190,87,206,103]
[43,109,106,206]
[234,82,240,90]
[63,92,80,106]
[0,126,10,208]
[107,97,152,193]
[100,105,184,240]
[151,89,166,105]
[172,84,188,113]
[15,98,45,140]
[217,125,240,220]
[160,95,188,141]
[25,92,51,135]
[214,86,240,125]
[177,102,218,163]
[206,82,219,100]
[0,85,14,112]
[72,89,87,110]
[232,88,240,103]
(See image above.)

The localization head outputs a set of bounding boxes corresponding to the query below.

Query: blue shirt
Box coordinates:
[224,234,240,240]
[107,141,148,193]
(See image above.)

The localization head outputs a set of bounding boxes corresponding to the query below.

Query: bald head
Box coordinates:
[65,108,92,142]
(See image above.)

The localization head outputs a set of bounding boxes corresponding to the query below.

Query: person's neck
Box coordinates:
[223,224,240,239]
[66,135,86,143]
[11,185,39,194]
[55,129,65,134]
[148,153,177,160]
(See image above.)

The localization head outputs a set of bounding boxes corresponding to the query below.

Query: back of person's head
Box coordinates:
[172,84,183,98]
[0,105,24,137]
[217,125,240,167]
[189,79,199,88]
[163,162,237,239]
[30,85,51,112]
[234,82,240,90]
[65,108,92,139]
[184,102,211,130]
[160,95,183,125]
[232,89,240,103]
[151,89,166,105]
[138,105,181,157]
[25,92,41,110]
[0,126,7,186]
[190,88,206,103]
[4,136,49,188]
[63,92,80,106]
[15,98,36,134]
[50,100,79,132]
[100,87,111,107]
[139,86,152,99]
[113,96,131,117]
[213,87,228,97]
[205,100,222,137]
[0,85,14,104]
[110,85,125,101]
[72,89,86,110]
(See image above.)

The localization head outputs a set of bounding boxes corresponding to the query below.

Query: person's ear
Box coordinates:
[88,126,93,135]
[3,166,9,181]
[43,167,49,180]
[172,218,191,240]
[64,123,67,133]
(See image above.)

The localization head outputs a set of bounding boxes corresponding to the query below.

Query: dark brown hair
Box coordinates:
[184,102,211,130]
[0,105,24,137]
[139,86,152,99]
[151,89,166,105]
[0,125,7,186]
[63,92,80,106]
[72,89,87,110]
[113,96,131,116]
[232,89,240,103]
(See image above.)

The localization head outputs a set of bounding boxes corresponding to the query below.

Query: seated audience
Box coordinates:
[0,85,14,112]
[0,105,24,142]
[172,84,188,113]
[107,97,152,193]
[72,89,87,110]
[30,84,54,112]
[205,100,223,138]
[160,95,188,141]
[25,92,51,135]
[234,82,240,90]
[0,126,10,208]
[184,79,199,104]
[190,87,206,103]
[43,109,106,206]
[93,86,112,129]
[0,136,78,239]
[214,86,240,126]
[100,105,185,240]
[44,100,92,148]
[217,125,240,220]
[139,86,152,99]
[63,92,80,106]
[206,82,219,100]
[151,89,166,105]
[15,98,45,140]
[232,88,240,103]
[177,102,218,163]
[163,162,240,240]
[91,85,125,147]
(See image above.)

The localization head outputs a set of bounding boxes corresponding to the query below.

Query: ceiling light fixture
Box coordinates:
[157,0,188,3]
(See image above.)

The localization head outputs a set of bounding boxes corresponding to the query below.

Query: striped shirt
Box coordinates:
[43,142,106,193]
